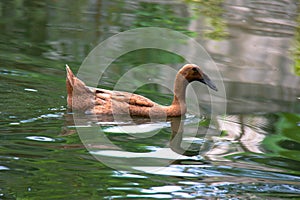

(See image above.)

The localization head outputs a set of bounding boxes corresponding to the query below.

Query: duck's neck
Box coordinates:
[170,74,189,114]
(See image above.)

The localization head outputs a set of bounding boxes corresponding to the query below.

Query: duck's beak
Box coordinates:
[200,73,218,91]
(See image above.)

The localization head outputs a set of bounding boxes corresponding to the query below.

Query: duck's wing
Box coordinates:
[92,87,157,107]
[66,65,157,115]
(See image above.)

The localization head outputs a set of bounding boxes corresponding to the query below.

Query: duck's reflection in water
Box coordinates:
[62,112,267,170]
[169,116,217,157]
[169,114,269,172]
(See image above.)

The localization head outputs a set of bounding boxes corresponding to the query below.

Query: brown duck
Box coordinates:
[66,64,217,117]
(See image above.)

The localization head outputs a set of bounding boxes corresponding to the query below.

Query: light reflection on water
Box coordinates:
[64,112,300,199]
[0,0,300,199]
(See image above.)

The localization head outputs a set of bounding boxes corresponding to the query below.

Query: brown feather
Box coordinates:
[66,64,217,117]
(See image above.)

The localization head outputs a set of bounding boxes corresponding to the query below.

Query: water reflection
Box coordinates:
[62,109,300,192]
[63,112,264,167]
[1,0,300,199]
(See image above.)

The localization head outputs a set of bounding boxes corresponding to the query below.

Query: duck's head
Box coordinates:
[179,64,218,91]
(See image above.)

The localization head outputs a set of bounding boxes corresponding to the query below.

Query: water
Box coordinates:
[1,0,300,199]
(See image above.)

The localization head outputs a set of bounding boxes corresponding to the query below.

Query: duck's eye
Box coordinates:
[192,67,198,73]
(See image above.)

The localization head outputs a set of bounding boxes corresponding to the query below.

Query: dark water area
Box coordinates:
[1,0,300,199]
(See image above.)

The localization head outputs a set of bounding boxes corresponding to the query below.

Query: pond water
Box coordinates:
[1,0,300,199]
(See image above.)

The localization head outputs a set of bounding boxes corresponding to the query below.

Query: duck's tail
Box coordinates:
[66,65,93,110]
[66,64,75,105]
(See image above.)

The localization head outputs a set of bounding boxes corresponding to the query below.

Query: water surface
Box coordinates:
[1,1,300,199]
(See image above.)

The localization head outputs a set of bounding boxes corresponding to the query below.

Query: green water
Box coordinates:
[1,1,300,199]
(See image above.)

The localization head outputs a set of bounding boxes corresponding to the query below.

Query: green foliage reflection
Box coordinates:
[292,12,300,76]
[263,113,300,161]
[133,2,197,37]
[186,0,229,40]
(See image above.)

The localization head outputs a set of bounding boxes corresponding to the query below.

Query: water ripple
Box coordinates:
[26,136,56,142]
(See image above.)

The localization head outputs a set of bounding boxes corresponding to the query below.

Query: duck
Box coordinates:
[66,64,217,117]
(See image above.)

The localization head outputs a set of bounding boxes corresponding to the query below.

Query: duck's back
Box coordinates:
[88,87,159,115]
[67,65,161,116]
